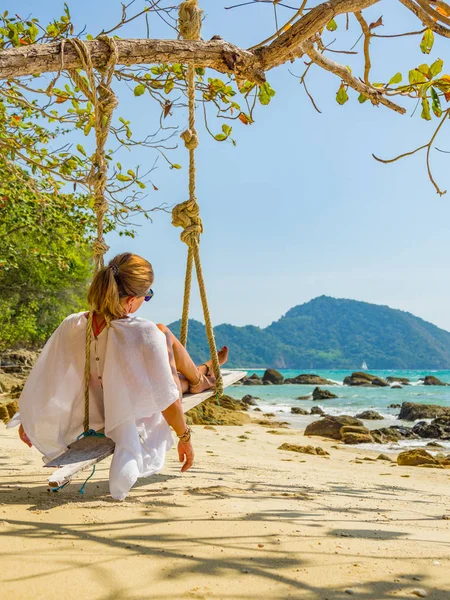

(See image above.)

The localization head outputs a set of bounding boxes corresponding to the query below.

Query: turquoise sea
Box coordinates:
[226,369,450,452]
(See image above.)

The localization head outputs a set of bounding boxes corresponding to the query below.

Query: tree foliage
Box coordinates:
[0,159,93,348]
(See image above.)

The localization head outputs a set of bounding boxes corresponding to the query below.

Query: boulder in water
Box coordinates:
[343,372,388,387]
[398,402,450,421]
[310,406,325,416]
[241,395,259,406]
[371,425,419,443]
[262,369,284,384]
[355,410,383,420]
[285,374,336,385]
[386,376,410,385]
[422,375,449,386]
[312,387,337,401]
[304,416,363,440]
[291,407,309,415]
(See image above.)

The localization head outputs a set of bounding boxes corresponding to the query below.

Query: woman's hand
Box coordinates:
[178,440,194,472]
[19,424,32,448]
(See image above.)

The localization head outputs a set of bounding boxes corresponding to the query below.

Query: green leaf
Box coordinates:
[171,164,182,170]
[258,82,276,105]
[430,87,442,117]
[164,78,174,94]
[409,69,428,85]
[222,124,232,136]
[388,72,402,86]
[430,58,444,78]
[420,28,434,54]
[326,19,338,32]
[358,94,368,104]
[116,173,132,182]
[421,97,431,121]
[214,133,227,141]
[76,144,86,156]
[134,84,145,97]
[336,84,349,105]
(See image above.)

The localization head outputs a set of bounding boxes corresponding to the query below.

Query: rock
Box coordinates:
[291,407,309,415]
[264,412,275,417]
[241,395,259,406]
[341,432,373,444]
[0,372,23,395]
[297,395,311,400]
[388,403,401,409]
[422,375,449,386]
[411,589,428,598]
[263,380,273,385]
[426,441,444,448]
[398,402,450,421]
[397,449,439,467]
[0,400,18,424]
[185,395,251,426]
[278,443,329,456]
[284,374,336,385]
[0,349,39,373]
[343,372,388,387]
[386,376,410,385]
[371,426,420,443]
[377,453,394,462]
[372,377,389,387]
[262,369,284,385]
[242,377,262,386]
[355,410,383,420]
[312,387,337,401]
[304,416,363,440]
[248,373,261,380]
[310,406,325,416]
[340,425,371,435]
[253,407,262,412]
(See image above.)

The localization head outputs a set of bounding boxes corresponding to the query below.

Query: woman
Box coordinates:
[11,252,229,500]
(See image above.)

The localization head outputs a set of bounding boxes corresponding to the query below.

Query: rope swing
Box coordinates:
[64,36,119,433]
[63,0,223,441]
[172,0,224,397]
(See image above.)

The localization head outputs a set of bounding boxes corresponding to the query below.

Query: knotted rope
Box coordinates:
[172,0,223,397]
[63,36,118,432]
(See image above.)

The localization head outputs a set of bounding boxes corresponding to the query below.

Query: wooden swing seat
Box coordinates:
[45,369,246,490]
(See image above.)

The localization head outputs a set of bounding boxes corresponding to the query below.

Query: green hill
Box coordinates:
[168,296,450,369]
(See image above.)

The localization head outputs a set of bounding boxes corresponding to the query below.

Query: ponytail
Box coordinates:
[87,253,154,322]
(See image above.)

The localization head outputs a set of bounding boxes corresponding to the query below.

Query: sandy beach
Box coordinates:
[1,419,450,600]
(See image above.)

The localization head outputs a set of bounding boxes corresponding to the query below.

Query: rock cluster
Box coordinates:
[355,410,383,420]
[304,416,363,440]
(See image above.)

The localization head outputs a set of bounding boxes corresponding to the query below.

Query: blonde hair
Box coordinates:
[87,252,154,322]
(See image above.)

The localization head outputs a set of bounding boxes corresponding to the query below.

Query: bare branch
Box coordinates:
[399,0,450,37]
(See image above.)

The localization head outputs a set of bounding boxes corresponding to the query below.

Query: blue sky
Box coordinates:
[8,1,450,330]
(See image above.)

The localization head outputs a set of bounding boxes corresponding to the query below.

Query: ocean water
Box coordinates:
[225,369,450,452]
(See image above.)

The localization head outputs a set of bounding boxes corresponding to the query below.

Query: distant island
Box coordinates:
[168,296,450,369]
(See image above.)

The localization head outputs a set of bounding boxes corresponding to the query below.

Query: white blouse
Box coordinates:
[8,312,180,500]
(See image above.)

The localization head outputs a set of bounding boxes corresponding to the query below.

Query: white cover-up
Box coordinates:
[7,312,179,500]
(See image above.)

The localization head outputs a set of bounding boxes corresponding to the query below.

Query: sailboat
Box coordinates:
[361,361,368,370]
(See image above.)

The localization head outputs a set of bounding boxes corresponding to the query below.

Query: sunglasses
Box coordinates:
[144,288,154,302]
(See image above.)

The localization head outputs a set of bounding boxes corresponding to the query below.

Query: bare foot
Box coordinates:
[198,346,229,376]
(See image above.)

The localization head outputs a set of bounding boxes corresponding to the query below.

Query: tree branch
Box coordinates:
[0,38,266,83]
[300,40,406,114]
[258,0,381,69]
